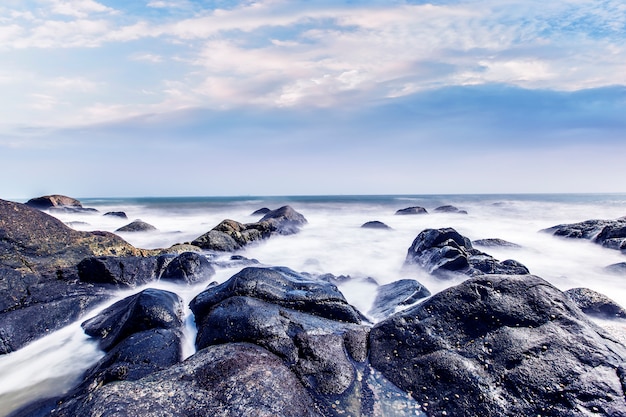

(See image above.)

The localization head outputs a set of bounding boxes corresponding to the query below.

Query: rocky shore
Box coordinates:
[2,196,626,416]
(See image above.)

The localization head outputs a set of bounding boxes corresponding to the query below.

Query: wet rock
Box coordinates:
[433,205,467,214]
[190,266,361,324]
[565,287,626,319]
[473,238,522,248]
[25,195,83,210]
[251,207,271,215]
[543,218,626,252]
[361,221,391,229]
[49,206,99,214]
[370,274,626,417]
[77,256,159,287]
[82,288,184,351]
[104,211,128,219]
[116,220,157,232]
[368,279,431,320]
[605,262,626,275]
[49,342,323,417]
[259,205,308,235]
[0,199,146,272]
[395,206,428,215]
[159,251,215,284]
[404,227,529,277]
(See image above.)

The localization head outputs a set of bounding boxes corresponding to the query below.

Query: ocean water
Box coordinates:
[1,193,626,415]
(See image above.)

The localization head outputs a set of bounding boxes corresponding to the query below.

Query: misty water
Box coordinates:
[1,194,626,416]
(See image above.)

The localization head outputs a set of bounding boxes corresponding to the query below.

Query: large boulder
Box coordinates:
[82,288,184,351]
[369,274,626,416]
[0,199,147,272]
[190,266,362,324]
[259,205,308,235]
[404,227,529,277]
[565,287,626,320]
[49,343,323,417]
[77,256,159,287]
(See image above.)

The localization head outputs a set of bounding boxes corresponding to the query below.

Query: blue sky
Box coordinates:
[1,0,625,198]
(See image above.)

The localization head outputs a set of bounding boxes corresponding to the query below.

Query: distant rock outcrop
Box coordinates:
[25,195,83,210]
[543,218,626,252]
[361,221,391,230]
[395,206,428,215]
[116,220,157,232]
[191,206,307,252]
[433,205,468,214]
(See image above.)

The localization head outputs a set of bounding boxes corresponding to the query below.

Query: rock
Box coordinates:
[159,251,215,284]
[433,205,468,214]
[605,262,626,275]
[473,238,522,248]
[543,218,626,252]
[104,211,128,219]
[404,227,529,277]
[0,281,110,354]
[368,279,431,320]
[211,254,261,269]
[252,207,271,215]
[48,343,323,417]
[25,195,83,210]
[116,220,157,232]
[191,207,307,252]
[395,206,428,215]
[49,206,99,214]
[190,266,362,324]
[77,256,159,287]
[0,199,147,272]
[369,274,626,417]
[565,287,626,319]
[82,288,184,351]
[361,221,391,229]
[259,205,308,235]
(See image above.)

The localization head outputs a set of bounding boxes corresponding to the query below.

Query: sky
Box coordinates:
[1,0,626,198]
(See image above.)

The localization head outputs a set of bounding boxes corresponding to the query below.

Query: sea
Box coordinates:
[1,193,626,416]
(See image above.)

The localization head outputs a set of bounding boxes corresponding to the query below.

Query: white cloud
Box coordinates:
[48,0,115,18]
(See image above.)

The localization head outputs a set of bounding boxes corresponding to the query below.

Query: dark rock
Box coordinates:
[605,262,626,274]
[433,205,468,214]
[565,287,626,319]
[404,227,530,277]
[369,274,626,417]
[77,256,159,287]
[395,206,428,215]
[82,288,184,351]
[251,207,271,215]
[191,206,307,252]
[259,205,308,235]
[0,282,110,354]
[116,220,157,232]
[159,251,215,284]
[361,221,391,229]
[543,218,626,252]
[190,266,361,324]
[369,279,431,320]
[49,343,323,417]
[104,211,128,219]
[0,199,147,272]
[211,254,261,269]
[25,195,82,210]
[473,238,522,248]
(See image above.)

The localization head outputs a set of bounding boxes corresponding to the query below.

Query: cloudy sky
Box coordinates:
[1,0,625,198]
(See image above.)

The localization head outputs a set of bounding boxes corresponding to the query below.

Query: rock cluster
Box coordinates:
[544,218,626,252]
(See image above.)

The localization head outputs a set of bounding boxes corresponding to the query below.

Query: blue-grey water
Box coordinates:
[1,193,625,415]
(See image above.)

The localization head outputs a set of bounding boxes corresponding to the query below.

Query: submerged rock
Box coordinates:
[361,221,391,230]
[369,274,626,416]
[433,205,468,214]
[605,262,626,275]
[543,218,626,252]
[368,279,431,320]
[395,206,428,215]
[116,220,157,232]
[251,207,271,216]
[473,238,522,248]
[404,227,529,277]
[565,287,626,319]
[104,211,128,219]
